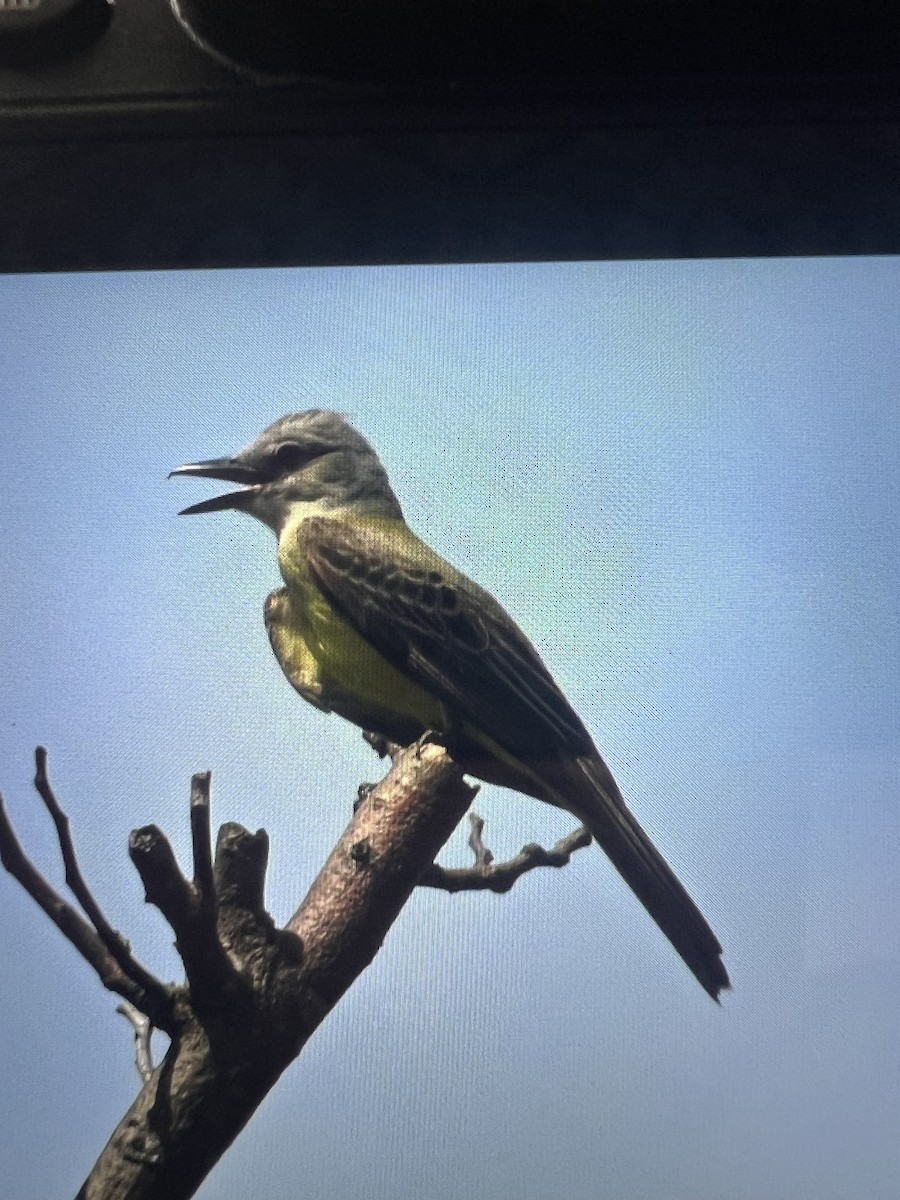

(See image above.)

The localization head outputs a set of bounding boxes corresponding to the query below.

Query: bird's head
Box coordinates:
[171,410,403,532]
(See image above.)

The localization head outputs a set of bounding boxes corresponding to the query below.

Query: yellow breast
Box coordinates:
[270,513,445,743]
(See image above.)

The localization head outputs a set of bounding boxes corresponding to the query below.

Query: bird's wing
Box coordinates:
[264,587,333,712]
[297,516,593,760]
[299,517,730,1000]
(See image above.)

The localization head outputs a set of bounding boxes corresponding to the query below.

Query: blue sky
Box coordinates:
[1,258,898,1198]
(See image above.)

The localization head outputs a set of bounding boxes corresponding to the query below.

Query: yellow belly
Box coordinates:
[268,511,562,806]
[267,544,446,743]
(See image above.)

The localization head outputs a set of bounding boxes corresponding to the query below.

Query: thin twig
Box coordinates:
[0,788,175,1030]
[33,747,169,1008]
[420,816,592,893]
[190,772,216,910]
[467,814,494,867]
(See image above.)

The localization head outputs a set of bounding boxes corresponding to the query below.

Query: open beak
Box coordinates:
[169,458,268,515]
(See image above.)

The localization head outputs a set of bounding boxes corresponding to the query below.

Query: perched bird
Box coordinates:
[172,411,729,1000]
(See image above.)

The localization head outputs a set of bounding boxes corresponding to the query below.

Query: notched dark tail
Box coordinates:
[576,757,730,1001]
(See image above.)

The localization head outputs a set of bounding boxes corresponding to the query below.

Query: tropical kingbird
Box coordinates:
[172,411,729,1000]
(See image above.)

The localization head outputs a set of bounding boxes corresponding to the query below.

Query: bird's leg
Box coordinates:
[353,783,376,813]
[418,704,474,760]
[357,731,402,804]
[410,728,449,758]
[356,728,452,807]
[361,730,400,759]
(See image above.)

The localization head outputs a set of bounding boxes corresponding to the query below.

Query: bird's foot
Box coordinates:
[410,728,448,758]
[354,782,376,812]
[362,730,399,759]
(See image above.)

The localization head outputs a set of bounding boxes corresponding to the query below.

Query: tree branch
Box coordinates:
[70,739,476,1200]
[3,736,589,1200]
[286,740,478,1007]
[128,818,246,1018]
[189,772,217,910]
[116,1001,156,1083]
[0,750,175,1030]
[419,813,592,893]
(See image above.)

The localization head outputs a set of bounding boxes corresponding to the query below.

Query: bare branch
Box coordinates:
[75,741,476,1199]
[4,738,481,1198]
[467,813,494,866]
[0,791,134,992]
[31,747,171,1019]
[117,1001,156,1082]
[129,824,245,1013]
[213,821,270,915]
[0,767,175,1031]
[420,814,592,893]
[288,740,477,1010]
[190,771,216,908]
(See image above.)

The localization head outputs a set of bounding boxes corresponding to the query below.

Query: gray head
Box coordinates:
[171,411,404,533]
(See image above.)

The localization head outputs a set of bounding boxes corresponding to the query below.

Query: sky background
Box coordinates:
[1,258,898,1199]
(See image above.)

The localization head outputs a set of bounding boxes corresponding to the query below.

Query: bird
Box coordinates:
[172,410,729,1000]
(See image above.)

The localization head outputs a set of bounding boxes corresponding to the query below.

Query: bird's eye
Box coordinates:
[272,442,310,472]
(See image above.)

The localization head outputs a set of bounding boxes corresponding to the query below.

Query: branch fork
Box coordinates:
[0,738,591,1200]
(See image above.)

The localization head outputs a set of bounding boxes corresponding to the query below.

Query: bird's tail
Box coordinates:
[562,753,730,1000]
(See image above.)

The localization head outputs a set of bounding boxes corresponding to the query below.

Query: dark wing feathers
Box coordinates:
[299,517,593,758]
[298,517,730,999]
